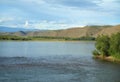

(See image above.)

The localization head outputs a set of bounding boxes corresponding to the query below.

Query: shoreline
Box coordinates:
[0,40,95,42]
[93,55,120,63]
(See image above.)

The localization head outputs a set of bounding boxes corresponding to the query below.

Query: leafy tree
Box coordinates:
[109,33,120,56]
[95,35,110,56]
[93,32,120,60]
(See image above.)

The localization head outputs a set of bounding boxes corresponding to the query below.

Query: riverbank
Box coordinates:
[93,55,120,63]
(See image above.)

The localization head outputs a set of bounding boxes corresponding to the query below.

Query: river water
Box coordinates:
[0,41,120,82]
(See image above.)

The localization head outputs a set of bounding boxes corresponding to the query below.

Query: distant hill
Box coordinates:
[0,25,120,38]
[0,26,38,32]
[94,25,120,37]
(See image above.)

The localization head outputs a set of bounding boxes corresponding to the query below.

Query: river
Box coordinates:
[0,41,120,82]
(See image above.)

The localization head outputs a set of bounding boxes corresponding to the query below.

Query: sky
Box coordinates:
[0,0,120,30]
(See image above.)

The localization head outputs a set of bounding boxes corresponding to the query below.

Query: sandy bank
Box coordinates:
[93,55,120,63]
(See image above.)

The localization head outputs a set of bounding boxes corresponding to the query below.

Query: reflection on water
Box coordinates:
[0,41,120,82]
[0,41,94,57]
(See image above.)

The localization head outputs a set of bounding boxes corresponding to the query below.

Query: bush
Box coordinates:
[95,35,110,56]
[109,33,120,55]
[93,32,120,58]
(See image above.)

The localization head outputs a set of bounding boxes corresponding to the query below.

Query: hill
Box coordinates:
[94,25,120,37]
[0,25,120,38]
[0,26,38,32]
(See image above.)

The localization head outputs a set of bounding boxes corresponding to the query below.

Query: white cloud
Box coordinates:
[0,17,14,23]
[98,0,120,10]
[24,20,29,28]
[16,20,84,30]
[29,21,69,30]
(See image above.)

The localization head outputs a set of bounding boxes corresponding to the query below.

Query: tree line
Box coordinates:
[0,35,95,41]
[0,35,31,41]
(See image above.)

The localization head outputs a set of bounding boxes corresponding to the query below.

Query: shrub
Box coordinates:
[95,35,110,56]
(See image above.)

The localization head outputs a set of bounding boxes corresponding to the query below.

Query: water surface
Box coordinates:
[0,41,120,82]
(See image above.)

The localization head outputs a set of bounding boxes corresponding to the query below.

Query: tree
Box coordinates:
[109,33,120,56]
[93,32,120,61]
[95,35,110,56]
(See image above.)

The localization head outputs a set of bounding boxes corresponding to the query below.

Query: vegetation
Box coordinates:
[65,36,95,41]
[0,35,95,41]
[0,35,31,41]
[93,33,120,62]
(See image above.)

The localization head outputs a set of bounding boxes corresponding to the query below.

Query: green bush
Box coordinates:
[93,32,120,58]
[95,35,110,56]
[109,33,120,55]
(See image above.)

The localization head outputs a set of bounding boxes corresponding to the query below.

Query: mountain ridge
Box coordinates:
[0,25,120,38]
[0,26,40,32]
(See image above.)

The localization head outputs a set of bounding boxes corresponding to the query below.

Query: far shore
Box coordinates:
[0,39,95,42]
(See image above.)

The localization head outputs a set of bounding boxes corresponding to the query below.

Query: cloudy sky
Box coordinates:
[0,0,120,29]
